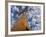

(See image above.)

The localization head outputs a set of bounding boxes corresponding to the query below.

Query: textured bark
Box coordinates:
[11,13,31,31]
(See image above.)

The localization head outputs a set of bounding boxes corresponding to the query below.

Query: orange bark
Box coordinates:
[11,15,31,31]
